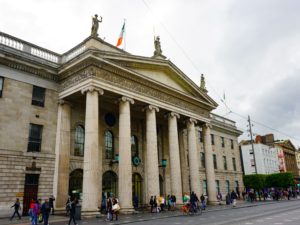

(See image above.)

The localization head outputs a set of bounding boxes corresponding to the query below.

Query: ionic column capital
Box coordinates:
[119,96,134,104]
[143,105,159,113]
[202,122,212,129]
[81,85,104,95]
[186,118,198,125]
[166,112,180,119]
[57,99,72,106]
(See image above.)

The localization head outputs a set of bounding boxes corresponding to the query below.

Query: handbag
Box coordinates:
[112,203,120,211]
[38,213,43,223]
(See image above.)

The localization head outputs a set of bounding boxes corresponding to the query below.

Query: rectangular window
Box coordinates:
[203,180,208,196]
[213,154,217,169]
[223,156,227,170]
[250,159,255,166]
[235,180,239,192]
[221,137,225,148]
[225,180,230,193]
[32,86,46,107]
[198,131,203,143]
[200,152,205,168]
[215,180,220,194]
[0,76,3,97]
[231,139,234,149]
[232,157,237,171]
[27,124,43,152]
[211,134,215,145]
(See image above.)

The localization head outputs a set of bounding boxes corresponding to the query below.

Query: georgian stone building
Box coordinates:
[0,30,243,216]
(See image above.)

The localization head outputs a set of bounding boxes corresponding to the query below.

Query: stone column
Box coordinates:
[53,100,71,209]
[81,86,104,214]
[145,105,160,200]
[167,112,183,204]
[118,96,134,213]
[203,124,218,204]
[187,118,201,197]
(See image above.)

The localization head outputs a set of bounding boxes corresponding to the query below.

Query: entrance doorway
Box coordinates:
[23,174,39,216]
[132,173,143,205]
[69,169,83,199]
[102,171,118,198]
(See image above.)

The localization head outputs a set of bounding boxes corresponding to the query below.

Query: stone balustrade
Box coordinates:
[0,32,60,63]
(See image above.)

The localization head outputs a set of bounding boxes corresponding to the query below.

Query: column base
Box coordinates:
[81,210,101,218]
[207,200,219,206]
[120,207,135,214]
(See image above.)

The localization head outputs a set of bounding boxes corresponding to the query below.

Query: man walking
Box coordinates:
[68,198,78,225]
[49,195,55,215]
[41,199,51,225]
[10,198,21,220]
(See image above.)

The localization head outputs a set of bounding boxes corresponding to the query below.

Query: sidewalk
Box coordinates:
[2,199,298,225]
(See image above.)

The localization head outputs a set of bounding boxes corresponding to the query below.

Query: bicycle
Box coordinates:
[181,203,202,216]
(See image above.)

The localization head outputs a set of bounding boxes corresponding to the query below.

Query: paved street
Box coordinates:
[3,200,300,225]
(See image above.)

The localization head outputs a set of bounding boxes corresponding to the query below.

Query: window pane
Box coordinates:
[74,125,85,156]
[105,131,114,159]
[200,152,205,168]
[32,86,45,107]
[203,180,207,196]
[27,124,43,152]
[232,158,237,171]
[198,131,203,143]
[231,140,234,149]
[223,156,227,170]
[213,154,217,169]
[211,134,214,145]
[215,180,220,194]
[226,180,230,193]
[221,137,225,147]
[131,135,138,157]
[0,77,3,97]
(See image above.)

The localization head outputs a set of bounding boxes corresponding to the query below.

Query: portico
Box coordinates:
[53,39,218,212]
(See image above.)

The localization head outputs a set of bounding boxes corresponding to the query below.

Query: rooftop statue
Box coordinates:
[200,74,207,92]
[91,14,102,37]
[154,36,162,56]
[153,36,166,59]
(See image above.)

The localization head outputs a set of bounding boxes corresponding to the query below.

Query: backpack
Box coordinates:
[66,202,72,211]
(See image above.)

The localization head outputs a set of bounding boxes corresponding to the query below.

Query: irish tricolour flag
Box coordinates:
[116,21,125,47]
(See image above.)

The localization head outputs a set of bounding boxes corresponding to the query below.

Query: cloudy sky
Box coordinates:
[1,0,299,146]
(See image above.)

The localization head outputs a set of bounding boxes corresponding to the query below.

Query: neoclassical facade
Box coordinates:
[0,31,243,216]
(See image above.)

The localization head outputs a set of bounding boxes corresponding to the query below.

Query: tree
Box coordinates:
[265,173,294,188]
[243,174,266,190]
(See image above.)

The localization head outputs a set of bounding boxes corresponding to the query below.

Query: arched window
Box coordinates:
[74,125,85,156]
[105,130,114,159]
[131,135,138,157]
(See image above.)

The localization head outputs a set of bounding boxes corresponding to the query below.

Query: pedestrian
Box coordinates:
[65,196,71,216]
[149,196,154,213]
[153,196,159,212]
[41,199,51,225]
[167,195,171,211]
[217,192,222,205]
[231,190,237,207]
[49,195,55,215]
[171,194,176,210]
[200,194,206,210]
[10,198,21,221]
[106,197,113,221]
[159,195,165,212]
[111,197,120,221]
[133,195,138,210]
[32,199,41,225]
[68,197,78,225]
[28,198,35,222]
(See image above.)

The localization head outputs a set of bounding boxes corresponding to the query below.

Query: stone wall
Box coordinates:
[0,77,57,217]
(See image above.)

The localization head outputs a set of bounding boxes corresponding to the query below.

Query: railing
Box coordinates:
[65,45,86,62]
[0,32,60,63]
[210,114,236,127]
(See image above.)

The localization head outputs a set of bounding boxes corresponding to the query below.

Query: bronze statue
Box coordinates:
[154,36,162,56]
[200,74,207,91]
[91,14,102,37]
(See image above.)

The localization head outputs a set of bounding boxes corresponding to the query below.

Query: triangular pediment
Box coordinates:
[61,37,217,110]
[102,56,218,109]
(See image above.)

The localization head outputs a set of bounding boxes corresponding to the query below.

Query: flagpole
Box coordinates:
[124,18,126,51]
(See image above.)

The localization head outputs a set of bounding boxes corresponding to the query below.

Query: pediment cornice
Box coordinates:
[59,57,214,118]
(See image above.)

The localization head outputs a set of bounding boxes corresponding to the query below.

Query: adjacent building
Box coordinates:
[240,142,279,175]
[0,29,243,217]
